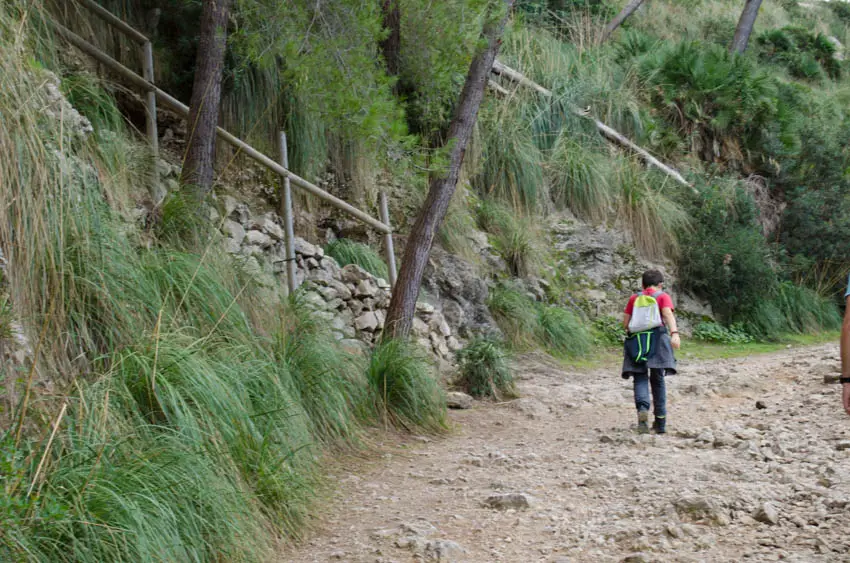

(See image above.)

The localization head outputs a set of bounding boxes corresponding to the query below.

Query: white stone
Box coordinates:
[244,230,272,248]
[447,392,473,409]
[293,237,320,258]
[354,312,379,332]
[222,220,245,245]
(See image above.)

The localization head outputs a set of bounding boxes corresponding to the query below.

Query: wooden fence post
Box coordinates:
[379,191,397,287]
[141,41,158,156]
[279,132,298,294]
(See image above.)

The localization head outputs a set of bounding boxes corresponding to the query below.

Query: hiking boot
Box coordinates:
[653,416,667,435]
[637,410,650,434]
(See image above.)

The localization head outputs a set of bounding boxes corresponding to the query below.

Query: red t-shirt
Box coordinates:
[624,289,674,317]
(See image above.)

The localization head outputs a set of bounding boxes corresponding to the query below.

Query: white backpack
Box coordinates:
[628,290,664,334]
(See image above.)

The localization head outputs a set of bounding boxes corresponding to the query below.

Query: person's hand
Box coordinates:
[671,333,681,350]
[843,382,850,416]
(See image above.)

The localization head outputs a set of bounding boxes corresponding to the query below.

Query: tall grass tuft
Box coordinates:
[475,99,548,211]
[325,239,389,280]
[367,340,447,433]
[0,4,438,560]
[612,159,690,259]
[487,285,541,349]
[537,305,593,358]
[456,337,515,399]
[475,199,544,278]
[547,133,612,221]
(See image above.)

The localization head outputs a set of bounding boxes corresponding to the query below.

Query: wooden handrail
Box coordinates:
[75,0,149,44]
[53,22,392,235]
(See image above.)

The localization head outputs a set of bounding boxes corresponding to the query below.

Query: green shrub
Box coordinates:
[366,339,447,433]
[678,179,778,324]
[456,337,515,399]
[773,281,842,334]
[757,26,841,80]
[636,40,779,166]
[325,239,389,280]
[537,304,593,358]
[592,315,627,345]
[692,321,754,344]
[487,285,593,357]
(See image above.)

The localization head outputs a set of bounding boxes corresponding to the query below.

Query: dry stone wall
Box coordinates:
[213,196,461,364]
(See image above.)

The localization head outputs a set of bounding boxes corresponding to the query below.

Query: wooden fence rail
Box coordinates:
[55,2,397,291]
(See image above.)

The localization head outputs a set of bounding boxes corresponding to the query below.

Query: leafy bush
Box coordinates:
[831,1,850,25]
[636,40,779,166]
[593,315,627,344]
[678,180,778,324]
[692,321,753,344]
[757,26,841,80]
[366,339,447,433]
[325,239,389,280]
[456,337,515,399]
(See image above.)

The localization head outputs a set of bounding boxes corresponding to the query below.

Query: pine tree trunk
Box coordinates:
[730,0,764,54]
[180,0,231,197]
[384,1,514,340]
[601,0,647,43]
[381,0,401,84]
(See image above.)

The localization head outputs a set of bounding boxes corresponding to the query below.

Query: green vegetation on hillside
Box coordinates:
[0,3,444,560]
[3,0,850,560]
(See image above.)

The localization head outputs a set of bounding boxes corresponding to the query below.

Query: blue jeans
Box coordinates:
[633,369,666,417]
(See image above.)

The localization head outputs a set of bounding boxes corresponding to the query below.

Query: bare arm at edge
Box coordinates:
[661,307,680,349]
[842,296,850,378]
[841,296,850,416]
[623,313,631,332]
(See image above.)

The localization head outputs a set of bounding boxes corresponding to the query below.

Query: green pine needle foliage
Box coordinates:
[456,337,515,399]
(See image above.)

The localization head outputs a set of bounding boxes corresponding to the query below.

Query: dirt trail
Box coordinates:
[283,344,850,563]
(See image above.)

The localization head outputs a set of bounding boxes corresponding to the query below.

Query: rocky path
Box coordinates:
[283,344,850,563]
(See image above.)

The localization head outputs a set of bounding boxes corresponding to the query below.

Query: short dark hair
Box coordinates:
[642,269,664,288]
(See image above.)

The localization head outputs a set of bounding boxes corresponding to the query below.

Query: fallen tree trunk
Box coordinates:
[490,59,692,189]
[601,0,648,43]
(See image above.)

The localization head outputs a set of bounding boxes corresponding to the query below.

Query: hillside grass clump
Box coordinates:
[487,285,593,358]
[367,339,447,433]
[475,198,545,278]
[456,337,515,399]
[0,4,445,560]
[537,304,593,358]
[325,238,389,280]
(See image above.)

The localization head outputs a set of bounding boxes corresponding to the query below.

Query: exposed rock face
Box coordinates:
[551,216,714,334]
[421,245,499,339]
[217,198,458,363]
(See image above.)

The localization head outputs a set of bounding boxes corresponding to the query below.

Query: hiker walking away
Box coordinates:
[621,270,680,434]
[841,273,850,415]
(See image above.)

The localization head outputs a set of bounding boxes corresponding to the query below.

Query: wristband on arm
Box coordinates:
[841,377,850,384]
